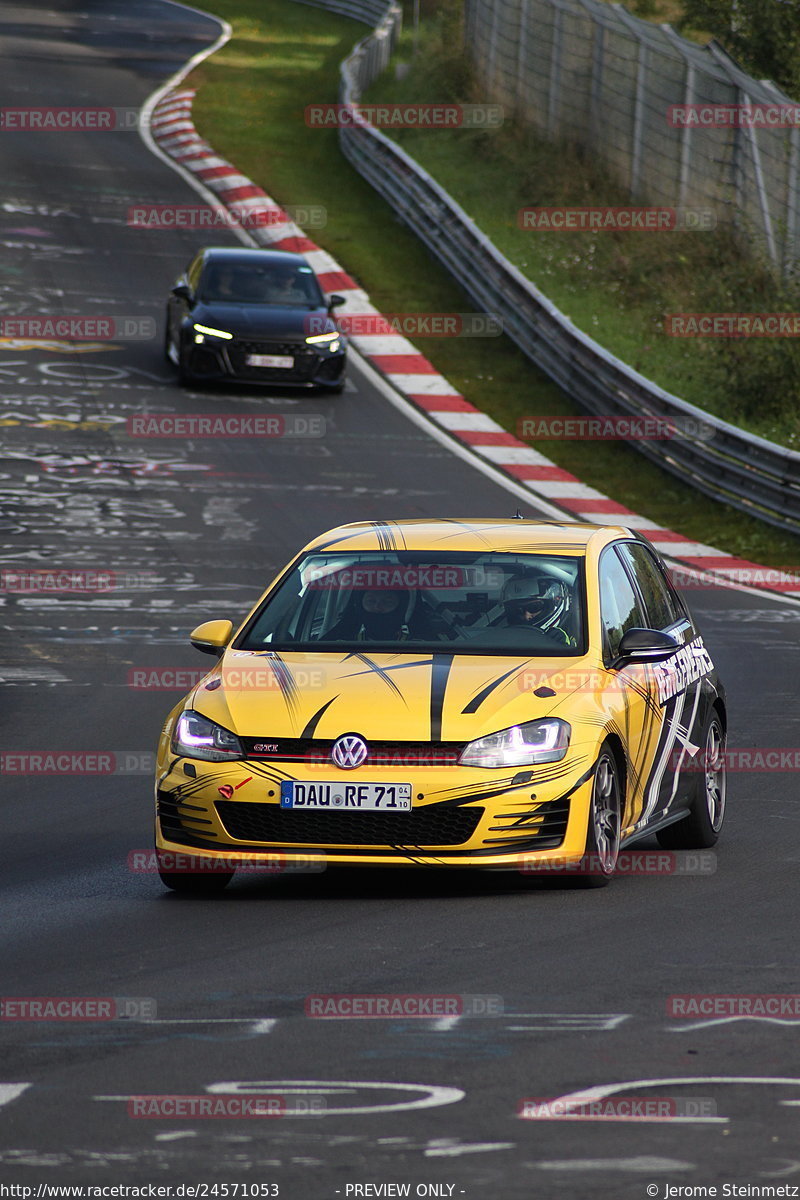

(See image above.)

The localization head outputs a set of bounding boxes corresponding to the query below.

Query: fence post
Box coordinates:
[612,7,647,198]
[516,0,530,114]
[588,7,604,149]
[786,127,800,276]
[547,0,563,139]
[739,91,778,264]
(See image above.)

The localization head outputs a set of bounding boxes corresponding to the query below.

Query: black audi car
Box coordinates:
[164,247,348,390]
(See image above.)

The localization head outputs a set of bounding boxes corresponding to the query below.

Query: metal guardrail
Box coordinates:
[298,0,800,537]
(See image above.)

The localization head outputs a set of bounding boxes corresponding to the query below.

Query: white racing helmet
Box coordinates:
[502,572,570,631]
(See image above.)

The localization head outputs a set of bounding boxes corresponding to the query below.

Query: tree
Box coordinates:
[680,0,800,98]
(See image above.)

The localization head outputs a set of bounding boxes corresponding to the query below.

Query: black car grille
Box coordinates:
[228,339,318,381]
[242,738,464,767]
[158,789,221,842]
[485,796,571,850]
[215,800,484,847]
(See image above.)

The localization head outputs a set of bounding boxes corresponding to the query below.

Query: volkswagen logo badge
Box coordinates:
[331,734,368,770]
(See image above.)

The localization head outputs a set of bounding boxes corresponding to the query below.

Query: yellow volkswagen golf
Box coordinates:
[153,519,726,892]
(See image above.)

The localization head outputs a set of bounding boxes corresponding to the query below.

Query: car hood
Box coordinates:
[190,649,606,742]
[191,302,335,340]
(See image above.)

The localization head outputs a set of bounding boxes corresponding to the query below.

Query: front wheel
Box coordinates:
[657,711,726,849]
[572,743,622,888]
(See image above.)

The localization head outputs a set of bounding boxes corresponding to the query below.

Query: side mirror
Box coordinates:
[327,293,346,309]
[190,619,234,657]
[615,627,678,664]
[171,283,192,302]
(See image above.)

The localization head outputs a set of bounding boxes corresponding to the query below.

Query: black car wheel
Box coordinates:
[570,742,622,888]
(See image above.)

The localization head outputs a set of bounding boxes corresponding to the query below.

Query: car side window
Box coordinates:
[599,547,647,661]
[618,542,685,632]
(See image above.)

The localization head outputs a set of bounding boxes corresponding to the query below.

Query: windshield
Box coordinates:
[200,261,324,307]
[237,552,586,655]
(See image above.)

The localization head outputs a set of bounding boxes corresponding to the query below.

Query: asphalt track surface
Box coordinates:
[2,2,800,1196]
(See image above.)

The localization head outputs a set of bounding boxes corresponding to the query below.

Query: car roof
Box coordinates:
[303,519,639,556]
[198,247,308,268]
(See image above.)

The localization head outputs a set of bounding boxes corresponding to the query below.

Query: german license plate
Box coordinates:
[280,781,412,811]
[247,353,294,368]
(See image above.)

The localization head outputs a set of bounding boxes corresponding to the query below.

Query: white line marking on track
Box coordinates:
[205,1080,465,1116]
[668,1016,800,1031]
[430,1015,462,1031]
[0,1084,31,1109]
[425,1140,515,1157]
[533,1157,694,1172]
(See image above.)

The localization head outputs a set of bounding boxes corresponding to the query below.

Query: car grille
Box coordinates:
[157,789,222,842]
[228,339,318,381]
[215,800,484,847]
[242,738,464,767]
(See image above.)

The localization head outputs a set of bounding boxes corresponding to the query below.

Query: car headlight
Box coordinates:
[172,710,243,761]
[459,718,570,768]
[305,331,340,345]
[193,323,233,340]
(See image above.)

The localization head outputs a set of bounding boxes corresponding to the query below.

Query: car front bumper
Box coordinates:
[154,753,597,871]
[183,335,346,387]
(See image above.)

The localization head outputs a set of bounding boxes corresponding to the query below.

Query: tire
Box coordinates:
[176,340,193,387]
[657,710,726,849]
[158,867,234,894]
[570,742,623,888]
[163,315,174,364]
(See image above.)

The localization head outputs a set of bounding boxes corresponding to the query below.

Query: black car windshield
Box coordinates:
[237,552,586,655]
[200,260,324,307]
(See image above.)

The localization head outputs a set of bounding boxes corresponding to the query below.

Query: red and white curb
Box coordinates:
[148,88,800,601]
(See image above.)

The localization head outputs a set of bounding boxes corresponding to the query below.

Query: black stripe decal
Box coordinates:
[429,653,454,741]
[462,665,521,714]
[300,696,339,739]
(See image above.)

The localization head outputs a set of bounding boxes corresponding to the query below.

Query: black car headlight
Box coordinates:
[459,718,570,768]
[305,332,342,352]
[172,710,243,761]
[193,323,233,342]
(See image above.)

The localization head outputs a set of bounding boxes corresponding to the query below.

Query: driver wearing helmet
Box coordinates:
[502,572,575,646]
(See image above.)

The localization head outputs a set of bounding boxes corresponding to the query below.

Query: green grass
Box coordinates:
[188,0,800,567]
